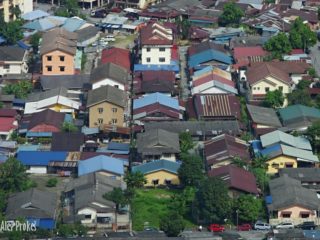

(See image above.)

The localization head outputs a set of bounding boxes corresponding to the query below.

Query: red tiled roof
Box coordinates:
[101,47,131,71]
[233,46,267,61]
[309,88,320,95]
[0,109,17,117]
[193,72,235,88]
[0,117,16,132]
[189,26,209,40]
[290,49,304,55]
[141,71,176,82]
[208,165,258,194]
[133,103,180,120]
[140,22,173,46]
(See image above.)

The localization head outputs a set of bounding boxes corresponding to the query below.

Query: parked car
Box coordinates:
[237,223,252,231]
[111,7,122,13]
[297,221,316,230]
[105,35,116,42]
[275,222,294,229]
[208,224,225,232]
[91,9,108,18]
[254,221,271,230]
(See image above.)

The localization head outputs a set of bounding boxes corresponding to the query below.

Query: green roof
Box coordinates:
[132,160,181,175]
[278,104,320,122]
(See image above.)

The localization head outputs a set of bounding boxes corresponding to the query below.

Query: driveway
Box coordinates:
[178,46,190,101]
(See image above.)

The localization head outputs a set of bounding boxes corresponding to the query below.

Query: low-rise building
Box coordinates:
[0,46,28,76]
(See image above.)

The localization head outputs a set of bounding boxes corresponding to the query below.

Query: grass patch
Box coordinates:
[132,188,196,231]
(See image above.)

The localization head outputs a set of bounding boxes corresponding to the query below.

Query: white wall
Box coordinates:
[141,46,171,65]
[0,62,28,76]
[251,77,290,95]
[78,208,97,224]
[92,78,125,90]
[192,86,229,95]
[21,0,33,14]
[27,166,47,174]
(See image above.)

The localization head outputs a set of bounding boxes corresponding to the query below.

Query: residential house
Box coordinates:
[208,165,259,198]
[78,155,125,177]
[40,74,90,91]
[188,26,209,43]
[86,85,126,128]
[191,66,238,95]
[90,63,129,91]
[63,172,128,229]
[233,46,267,69]
[252,130,318,174]
[6,189,57,229]
[137,128,180,162]
[101,48,131,72]
[75,26,100,48]
[0,109,18,140]
[17,151,68,174]
[0,46,28,77]
[133,92,183,125]
[246,104,282,136]
[278,104,320,131]
[1,0,32,22]
[281,9,319,30]
[205,134,250,169]
[0,140,16,162]
[51,132,85,151]
[132,159,181,186]
[24,87,81,115]
[140,22,174,65]
[267,176,320,226]
[193,94,241,121]
[40,28,78,75]
[115,0,164,9]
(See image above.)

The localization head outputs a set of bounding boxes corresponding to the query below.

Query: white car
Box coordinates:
[275,222,294,229]
[254,222,271,230]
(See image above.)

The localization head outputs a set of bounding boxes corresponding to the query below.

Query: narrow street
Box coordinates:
[179,46,190,101]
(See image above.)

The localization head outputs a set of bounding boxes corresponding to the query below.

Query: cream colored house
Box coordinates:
[1,0,32,22]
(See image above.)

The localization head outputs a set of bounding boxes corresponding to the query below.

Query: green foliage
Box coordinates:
[240,132,253,142]
[232,157,248,169]
[306,120,320,152]
[287,89,312,106]
[61,121,78,132]
[81,52,87,70]
[179,132,194,153]
[160,210,185,237]
[297,79,312,90]
[239,96,249,126]
[176,18,191,40]
[57,223,87,237]
[0,102,3,109]
[55,0,80,17]
[251,167,269,193]
[104,188,128,210]
[30,33,41,52]
[0,190,7,213]
[168,187,195,216]
[2,80,33,99]
[263,89,284,108]
[46,178,58,187]
[12,6,21,19]
[308,68,317,78]
[178,154,204,187]
[192,178,232,224]
[233,195,264,223]
[289,17,317,50]
[265,0,275,3]
[218,2,244,27]
[264,33,292,59]
[54,7,70,17]
[124,171,147,189]
[0,20,23,44]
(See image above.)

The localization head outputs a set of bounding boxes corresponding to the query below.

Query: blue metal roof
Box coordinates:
[81,126,99,135]
[21,10,50,21]
[134,62,180,73]
[23,19,55,31]
[17,40,31,50]
[17,144,41,152]
[96,148,129,154]
[193,66,213,77]
[133,92,179,110]
[132,159,181,175]
[78,155,125,176]
[62,18,86,32]
[189,49,232,68]
[17,151,67,166]
[26,132,53,137]
[108,142,130,151]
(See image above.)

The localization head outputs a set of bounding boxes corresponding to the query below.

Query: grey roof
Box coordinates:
[90,62,129,85]
[0,46,26,61]
[6,188,57,219]
[280,144,318,163]
[27,87,69,102]
[279,168,320,183]
[246,104,282,128]
[75,26,100,42]
[144,121,240,136]
[86,85,126,108]
[40,74,90,90]
[268,176,320,211]
[260,130,312,150]
[137,129,180,155]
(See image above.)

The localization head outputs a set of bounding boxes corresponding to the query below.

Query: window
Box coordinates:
[279,86,283,91]
[282,213,291,218]
[112,108,117,113]
[59,56,65,62]
[98,118,103,124]
[3,64,9,69]
[265,87,270,92]
[98,108,103,113]
[301,213,310,218]
[146,47,151,52]
[59,66,65,72]
[47,56,52,61]
[253,87,256,90]
[114,85,119,89]
[159,47,165,52]
[112,119,117,124]
[84,214,91,219]
[165,179,171,185]
[159,57,165,62]
[146,57,151,63]
[271,163,279,169]
[152,179,159,185]
[47,66,52,72]
[163,153,171,158]
[285,163,293,168]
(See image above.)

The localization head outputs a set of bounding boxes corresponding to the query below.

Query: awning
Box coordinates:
[281,211,292,215]
[300,211,311,215]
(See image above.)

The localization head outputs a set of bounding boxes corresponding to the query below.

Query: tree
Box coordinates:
[251,156,268,169]
[103,188,128,229]
[251,167,269,193]
[264,33,292,59]
[12,6,21,19]
[233,195,264,223]
[30,33,41,53]
[56,0,80,17]
[46,178,58,187]
[0,190,7,213]
[0,102,3,109]
[0,157,28,193]
[61,121,78,132]
[124,171,147,189]
[287,89,312,106]
[160,211,185,237]
[1,20,23,44]
[218,2,244,27]
[178,154,204,187]
[263,89,284,108]
[289,17,317,51]
[232,157,249,169]
[308,68,317,78]
[179,132,194,153]
[2,80,33,99]
[306,120,320,152]
[297,79,312,90]
[176,18,191,40]
[168,187,195,216]
[192,178,232,224]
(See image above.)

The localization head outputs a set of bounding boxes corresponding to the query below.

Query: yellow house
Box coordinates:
[132,159,181,187]
[266,156,297,175]
[86,85,126,128]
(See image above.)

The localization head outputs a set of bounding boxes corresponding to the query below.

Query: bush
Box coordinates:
[46,178,58,187]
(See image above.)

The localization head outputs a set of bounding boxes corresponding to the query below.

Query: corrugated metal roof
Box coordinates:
[132,159,181,175]
[134,62,179,73]
[279,104,320,122]
[62,17,86,32]
[189,49,232,68]
[17,151,67,166]
[133,92,179,110]
[78,155,125,176]
[21,10,50,21]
